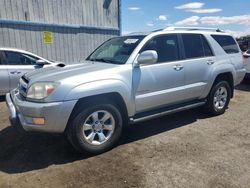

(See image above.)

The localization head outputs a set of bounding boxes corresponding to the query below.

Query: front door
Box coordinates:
[133,34,186,113]
[3,51,39,90]
[0,52,10,95]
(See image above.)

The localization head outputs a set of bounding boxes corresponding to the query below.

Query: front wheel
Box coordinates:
[67,101,123,154]
[205,81,231,116]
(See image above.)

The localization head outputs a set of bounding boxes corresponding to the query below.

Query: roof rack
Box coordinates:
[163,26,224,32]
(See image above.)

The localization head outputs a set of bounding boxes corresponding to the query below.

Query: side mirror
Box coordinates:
[243,54,250,59]
[36,59,49,65]
[135,50,158,67]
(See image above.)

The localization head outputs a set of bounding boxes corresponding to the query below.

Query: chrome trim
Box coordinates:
[6,93,17,119]
[130,101,206,123]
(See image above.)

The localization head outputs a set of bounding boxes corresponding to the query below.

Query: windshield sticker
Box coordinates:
[124,39,139,44]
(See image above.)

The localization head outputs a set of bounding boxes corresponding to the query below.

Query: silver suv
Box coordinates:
[6,27,246,154]
[0,48,57,96]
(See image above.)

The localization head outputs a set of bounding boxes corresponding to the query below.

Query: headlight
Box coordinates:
[27,82,58,100]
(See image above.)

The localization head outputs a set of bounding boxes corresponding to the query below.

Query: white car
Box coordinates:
[0,48,63,96]
[243,48,250,78]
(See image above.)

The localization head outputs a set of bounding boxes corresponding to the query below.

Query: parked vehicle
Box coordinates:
[6,27,246,154]
[243,48,250,78]
[0,48,62,96]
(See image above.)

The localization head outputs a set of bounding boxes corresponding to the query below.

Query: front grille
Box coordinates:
[19,76,29,98]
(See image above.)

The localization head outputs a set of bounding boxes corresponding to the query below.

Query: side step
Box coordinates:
[129,101,206,124]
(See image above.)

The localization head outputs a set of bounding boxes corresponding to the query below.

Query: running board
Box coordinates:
[129,101,206,124]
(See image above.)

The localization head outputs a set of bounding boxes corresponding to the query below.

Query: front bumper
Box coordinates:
[6,90,77,133]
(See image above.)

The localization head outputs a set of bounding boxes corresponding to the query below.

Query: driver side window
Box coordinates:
[141,34,180,63]
[3,51,38,65]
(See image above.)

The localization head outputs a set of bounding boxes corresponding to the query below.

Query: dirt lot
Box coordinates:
[0,83,250,188]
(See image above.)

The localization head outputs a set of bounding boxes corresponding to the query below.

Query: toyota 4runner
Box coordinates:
[6,27,246,154]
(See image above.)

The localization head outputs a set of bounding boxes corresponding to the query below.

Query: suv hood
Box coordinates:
[25,61,121,85]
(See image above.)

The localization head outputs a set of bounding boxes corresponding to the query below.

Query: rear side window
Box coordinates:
[211,35,239,54]
[0,52,2,65]
[182,34,213,59]
[201,36,214,57]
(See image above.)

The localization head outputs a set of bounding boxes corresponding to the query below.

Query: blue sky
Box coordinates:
[121,0,250,37]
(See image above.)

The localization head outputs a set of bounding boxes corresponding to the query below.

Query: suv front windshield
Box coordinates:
[86,35,145,64]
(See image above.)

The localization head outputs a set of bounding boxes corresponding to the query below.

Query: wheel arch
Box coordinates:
[212,72,234,98]
[65,92,129,133]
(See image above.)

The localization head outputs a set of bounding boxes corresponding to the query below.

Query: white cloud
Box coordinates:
[200,15,250,25]
[122,31,133,35]
[175,2,204,10]
[128,7,141,11]
[158,15,167,21]
[174,15,250,27]
[225,28,250,37]
[175,16,200,26]
[186,8,222,14]
[146,23,154,27]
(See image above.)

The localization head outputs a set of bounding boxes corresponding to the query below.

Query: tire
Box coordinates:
[67,100,123,155]
[205,81,231,116]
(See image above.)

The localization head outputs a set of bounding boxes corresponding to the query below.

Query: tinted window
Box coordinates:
[211,35,239,54]
[0,52,2,65]
[3,51,38,65]
[141,34,180,63]
[201,35,214,57]
[182,34,205,59]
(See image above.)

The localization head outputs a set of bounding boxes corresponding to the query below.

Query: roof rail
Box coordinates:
[164,26,224,32]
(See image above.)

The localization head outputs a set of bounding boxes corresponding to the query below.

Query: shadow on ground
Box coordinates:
[236,80,250,91]
[0,107,210,174]
[0,96,5,102]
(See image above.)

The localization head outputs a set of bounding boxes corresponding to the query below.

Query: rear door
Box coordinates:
[0,51,10,95]
[4,51,39,90]
[180,33,215,100]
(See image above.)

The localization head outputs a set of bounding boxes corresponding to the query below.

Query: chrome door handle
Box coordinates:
[173,64,184,71]
[10,71,21,74]
[207,60,214,65]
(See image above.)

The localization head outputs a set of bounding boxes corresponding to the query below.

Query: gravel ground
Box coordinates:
[0,82,250,188]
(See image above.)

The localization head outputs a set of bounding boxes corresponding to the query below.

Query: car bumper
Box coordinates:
[235,68,246,85]
[6,90,77,133]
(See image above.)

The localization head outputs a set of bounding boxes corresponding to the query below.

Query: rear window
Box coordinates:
[211,35,239,54]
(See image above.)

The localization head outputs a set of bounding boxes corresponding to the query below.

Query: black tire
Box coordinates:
[205,80,231,116]
[67,100,123,155]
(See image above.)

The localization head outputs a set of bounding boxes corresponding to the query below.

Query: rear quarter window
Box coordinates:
[211,35,239,54]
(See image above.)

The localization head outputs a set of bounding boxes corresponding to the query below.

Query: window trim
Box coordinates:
[139,33,182,65]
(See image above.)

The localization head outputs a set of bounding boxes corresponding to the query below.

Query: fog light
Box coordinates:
[32,117,45,125]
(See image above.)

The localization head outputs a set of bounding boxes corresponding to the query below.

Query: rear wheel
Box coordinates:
[67,100,123,155]
[205,81,231,115]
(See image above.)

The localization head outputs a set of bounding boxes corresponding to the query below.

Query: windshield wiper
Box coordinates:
[88,58,121,64]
